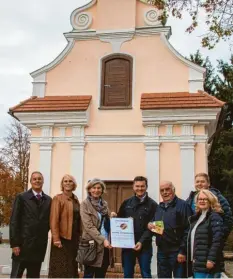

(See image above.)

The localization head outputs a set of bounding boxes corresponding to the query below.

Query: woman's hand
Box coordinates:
[206,261,215,269]
[177,253,186,263]
[12,247,20,256]
[104,239,112,249]
[148,222,155,231]
[110,212,117,218]
[53,241,62,248]
[133,242,142,251]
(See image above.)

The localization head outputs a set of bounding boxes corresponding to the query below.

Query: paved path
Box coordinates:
[0,244,231,277]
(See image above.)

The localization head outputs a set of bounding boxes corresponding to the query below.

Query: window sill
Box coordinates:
[99,106,133,110]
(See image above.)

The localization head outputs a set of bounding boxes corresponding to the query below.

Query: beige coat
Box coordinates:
[80,198,110,267]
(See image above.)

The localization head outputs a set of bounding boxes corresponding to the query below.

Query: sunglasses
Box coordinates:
[63,180,73,183]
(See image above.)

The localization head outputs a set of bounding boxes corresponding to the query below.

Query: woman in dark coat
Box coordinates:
[48,174,81,278]
[187,189,224,278]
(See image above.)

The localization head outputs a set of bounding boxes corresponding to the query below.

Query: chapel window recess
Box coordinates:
[100,54,133,109]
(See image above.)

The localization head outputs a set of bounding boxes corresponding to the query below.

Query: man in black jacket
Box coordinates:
[148,181,192,278]
[186,172,233,239]
[114,176,157,278]
[10,171,51,278]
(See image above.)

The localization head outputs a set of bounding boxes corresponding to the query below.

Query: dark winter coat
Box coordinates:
[187,211,225,274]
[10,189,51,262]
[186,187,233,238]
[117,193,157,249]
[151,195,192,253]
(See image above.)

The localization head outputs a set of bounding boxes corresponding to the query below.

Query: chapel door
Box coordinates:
[102,181,133,264]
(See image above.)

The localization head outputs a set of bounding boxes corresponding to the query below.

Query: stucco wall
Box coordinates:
[83,142,146,185]
[50,143,71,196]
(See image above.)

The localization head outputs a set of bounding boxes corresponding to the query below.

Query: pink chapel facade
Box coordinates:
[10,0,224,205]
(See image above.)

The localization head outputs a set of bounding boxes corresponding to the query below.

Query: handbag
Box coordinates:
[76,239,97,265]
[76,216,104,266]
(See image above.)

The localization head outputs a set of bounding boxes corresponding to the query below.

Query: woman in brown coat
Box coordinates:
[48,174,81,278]
[80,178,112,278]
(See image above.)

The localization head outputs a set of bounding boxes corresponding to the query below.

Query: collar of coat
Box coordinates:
[188,187,221,200]
[133,192,149,203]
[27,188,48,200]
[60,192,79,202]
[159,195,178,209]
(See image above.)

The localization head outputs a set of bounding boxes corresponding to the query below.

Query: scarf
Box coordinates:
[88,195,108,216]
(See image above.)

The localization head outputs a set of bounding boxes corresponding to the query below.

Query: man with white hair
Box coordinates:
[148,181,192,278]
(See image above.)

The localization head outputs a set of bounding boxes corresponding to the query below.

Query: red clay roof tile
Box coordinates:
[9,95,92,113]
[140,91,225,110]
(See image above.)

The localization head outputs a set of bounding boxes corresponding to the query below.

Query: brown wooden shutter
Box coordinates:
[101,54,132,108]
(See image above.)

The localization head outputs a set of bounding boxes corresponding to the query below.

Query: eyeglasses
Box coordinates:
[197,198,209,202]
[64,180,73,183]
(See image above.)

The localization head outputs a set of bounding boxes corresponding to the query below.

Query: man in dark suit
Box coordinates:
[10,171,51,278]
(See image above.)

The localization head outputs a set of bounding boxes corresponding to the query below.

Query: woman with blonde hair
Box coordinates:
[80,178,113,278]
[187,189,225,278]
[48,174,81,278]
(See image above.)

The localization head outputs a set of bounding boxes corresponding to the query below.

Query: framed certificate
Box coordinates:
[110,218,135,248]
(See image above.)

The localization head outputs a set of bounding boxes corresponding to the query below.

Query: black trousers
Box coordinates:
[83,248,109,278]
[11,260,42,278]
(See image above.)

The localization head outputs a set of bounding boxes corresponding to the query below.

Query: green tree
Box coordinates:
[190,51,233,211]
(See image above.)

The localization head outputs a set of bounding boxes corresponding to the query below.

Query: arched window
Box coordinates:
[100,54,133,109]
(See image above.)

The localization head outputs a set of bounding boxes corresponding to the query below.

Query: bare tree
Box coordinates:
[146,0,233,49]
[0,120,30,191]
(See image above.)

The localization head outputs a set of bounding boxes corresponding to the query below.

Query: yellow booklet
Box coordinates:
[151,221,164,235]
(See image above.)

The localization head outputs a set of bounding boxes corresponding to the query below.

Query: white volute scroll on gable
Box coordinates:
[144,8,163,26]
[71,12,93,30]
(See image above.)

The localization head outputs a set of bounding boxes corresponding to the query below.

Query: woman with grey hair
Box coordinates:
[80,178,113,278]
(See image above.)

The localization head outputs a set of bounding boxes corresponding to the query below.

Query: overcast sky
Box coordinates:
[0,0,232,146]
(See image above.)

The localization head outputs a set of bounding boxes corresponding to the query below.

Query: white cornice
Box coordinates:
[64,26,171,41]
[142,108,221,125]
[30,39,75,78]
[160,34,205,73]
[30,134,207,144]
[136,26,171,38]
[97,28,135,39]
[64,30,98,40]
[14,110,89,127]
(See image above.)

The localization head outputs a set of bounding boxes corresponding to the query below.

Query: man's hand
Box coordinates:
[53,241,62,248]
[148,222,155,231]
[177,253,186,263]
[134,242,142,251]
[110,212,117,218]
[206,261,215,269]
[12,247,20,256]
[104,239,112,249]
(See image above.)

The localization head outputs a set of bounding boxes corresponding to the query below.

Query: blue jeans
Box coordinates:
[157,250,185,278]
[122,247,152,278]
[194,272,221,278]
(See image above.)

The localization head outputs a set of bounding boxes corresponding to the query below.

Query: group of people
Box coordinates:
[9,171,233,278]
